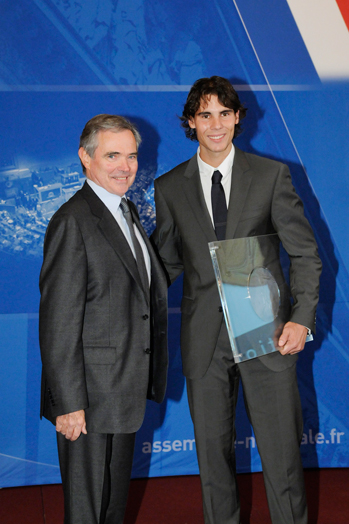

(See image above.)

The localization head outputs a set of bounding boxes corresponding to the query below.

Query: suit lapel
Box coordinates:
[226,147,252,239]
[80,182,145,296]
[182,155,216,243]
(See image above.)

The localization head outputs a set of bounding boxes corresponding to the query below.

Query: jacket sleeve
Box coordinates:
[151,178,184,284]
[271,163,322,332]
[39,212,89,418]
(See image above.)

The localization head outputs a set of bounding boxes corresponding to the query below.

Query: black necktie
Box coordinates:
[211,170,227,241]
[120,198,149,296]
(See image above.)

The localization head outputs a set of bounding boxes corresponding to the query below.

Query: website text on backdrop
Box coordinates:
[39,114,168,524]
[152,76,322,524]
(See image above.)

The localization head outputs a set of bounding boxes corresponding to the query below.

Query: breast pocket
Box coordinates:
[238,204,268,223]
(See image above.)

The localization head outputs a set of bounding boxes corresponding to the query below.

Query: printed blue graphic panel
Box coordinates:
[0,0,348,487]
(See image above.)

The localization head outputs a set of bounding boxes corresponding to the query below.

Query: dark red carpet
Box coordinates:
[0,469,347,523]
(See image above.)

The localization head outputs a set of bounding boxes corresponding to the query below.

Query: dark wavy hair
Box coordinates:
[180,76,247,141]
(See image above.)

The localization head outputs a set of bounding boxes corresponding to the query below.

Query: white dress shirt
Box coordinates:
[86,179,151,285]
[197,144,235,225]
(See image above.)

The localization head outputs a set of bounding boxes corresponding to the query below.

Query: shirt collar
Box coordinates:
[197,144,235,179]
[86,178,123,214]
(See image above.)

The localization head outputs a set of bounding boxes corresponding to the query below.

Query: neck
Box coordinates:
[199,144,232,168]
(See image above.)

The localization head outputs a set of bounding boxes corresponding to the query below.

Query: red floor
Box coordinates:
[0,469,348,523]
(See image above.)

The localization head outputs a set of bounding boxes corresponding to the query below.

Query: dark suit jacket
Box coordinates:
[152,148,321,378]
[39,182,168,434]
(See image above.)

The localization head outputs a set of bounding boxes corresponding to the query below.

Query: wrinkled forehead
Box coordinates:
[94,128,137,150]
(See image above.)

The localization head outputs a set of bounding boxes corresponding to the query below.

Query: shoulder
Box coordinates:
[237,148,287,174]
[155,157,193,187]
[49,184,94,221]
[45,187,92,238]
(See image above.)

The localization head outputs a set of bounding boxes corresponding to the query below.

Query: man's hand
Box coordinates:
[56,410,87,441]
[278,322,308,356]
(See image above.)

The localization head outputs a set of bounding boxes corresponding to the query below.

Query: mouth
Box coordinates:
[208,134,225,141]
[112,175,129,181]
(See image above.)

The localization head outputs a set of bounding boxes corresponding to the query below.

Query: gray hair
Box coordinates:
[79,114,142,173]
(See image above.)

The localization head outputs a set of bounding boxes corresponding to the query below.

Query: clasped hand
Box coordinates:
[56,410,87,441]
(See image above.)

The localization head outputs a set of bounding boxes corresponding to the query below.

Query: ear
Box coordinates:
[235,110,240,124]
[78,147,91,172]
[188,117,196,130]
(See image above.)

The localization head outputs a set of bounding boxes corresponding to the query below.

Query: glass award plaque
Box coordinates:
[209,233,307,363]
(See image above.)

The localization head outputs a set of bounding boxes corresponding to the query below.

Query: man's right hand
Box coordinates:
[56,410,87,441]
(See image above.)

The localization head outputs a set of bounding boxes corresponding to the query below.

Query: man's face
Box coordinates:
[188,94,239,167]
[79,129,138,196]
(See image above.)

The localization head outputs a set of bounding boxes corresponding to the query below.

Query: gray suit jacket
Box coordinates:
[40,182,168,434]
[152,148,321,378]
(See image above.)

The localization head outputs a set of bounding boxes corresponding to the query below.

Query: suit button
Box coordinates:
[218,306,223,312]
[144,348,152,354]
[142,314,149,320]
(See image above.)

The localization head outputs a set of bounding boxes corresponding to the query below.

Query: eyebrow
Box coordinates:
[197,109,233,116]
[104,151,138,156]
[104,151,119,156]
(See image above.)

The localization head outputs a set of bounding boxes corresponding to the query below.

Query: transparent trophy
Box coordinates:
[209,234,311,363]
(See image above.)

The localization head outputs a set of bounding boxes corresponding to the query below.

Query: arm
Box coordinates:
[271,164,322,351]
[39,212,89,428]
[151,179,184,284]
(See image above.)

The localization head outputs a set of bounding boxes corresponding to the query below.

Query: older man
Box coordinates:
[39,114,168,524]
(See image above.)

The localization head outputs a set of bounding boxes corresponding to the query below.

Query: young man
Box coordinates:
[152,77,321,524]
[39,114,168,524]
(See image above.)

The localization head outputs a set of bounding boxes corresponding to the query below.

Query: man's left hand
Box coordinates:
[56,410,87,441]
[278,322,308,355]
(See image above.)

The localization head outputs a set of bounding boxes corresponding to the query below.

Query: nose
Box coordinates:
[211,115,222,129]
[118,157,130,172]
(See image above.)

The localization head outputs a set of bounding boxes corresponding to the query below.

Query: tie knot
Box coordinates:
[212,170,223,184]
[120,197,129,215]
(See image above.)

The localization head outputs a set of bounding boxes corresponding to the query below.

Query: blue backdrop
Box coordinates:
[0,0,348,487]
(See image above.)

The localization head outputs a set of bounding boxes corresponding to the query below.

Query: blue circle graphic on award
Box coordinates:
[247,267,280,323]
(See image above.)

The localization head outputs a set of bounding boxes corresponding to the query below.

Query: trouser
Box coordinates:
[57,431,136,524]
[186,324,307,524]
